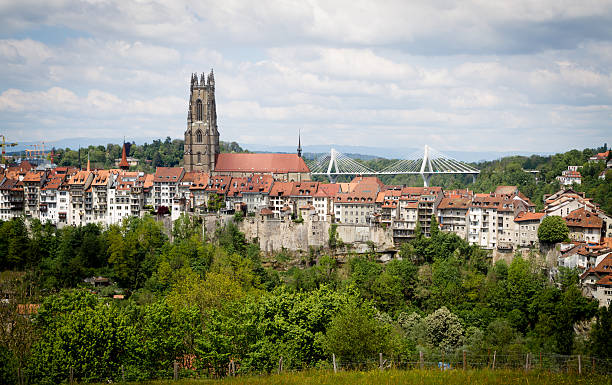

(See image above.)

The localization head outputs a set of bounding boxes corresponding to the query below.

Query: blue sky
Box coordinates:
[0,1,611,154]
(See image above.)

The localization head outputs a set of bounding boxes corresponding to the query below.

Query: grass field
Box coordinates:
[119,369,611,385]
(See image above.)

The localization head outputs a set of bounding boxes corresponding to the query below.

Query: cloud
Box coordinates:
[0,1,611,153]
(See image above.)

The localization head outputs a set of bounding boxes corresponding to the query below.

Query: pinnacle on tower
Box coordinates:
[208,69,215,86]
[297,129,302,158]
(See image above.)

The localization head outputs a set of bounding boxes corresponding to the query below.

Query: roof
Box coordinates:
[22,171,45,183]
[260,208,274,215]
[438,197,471,210]
[68,171,92,185]
[214,153,310,173]
[314,183,340,198]
[495,186,518,195]
[595,275,612,286]
[227,175,275,197]
[291,181,319,197]
[42,176,65,191]
[269,181,294,197]
[205,175,231,194]
[514,212,546,222]
[91,170,111,186]
[565,208,603,229]
[335,189,377,204]
[143,173,154,188]
[189,173,210,190]
[119,143,129,169]
[154,167,184,182]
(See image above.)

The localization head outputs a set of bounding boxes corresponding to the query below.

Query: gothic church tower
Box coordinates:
[184,70,219,172]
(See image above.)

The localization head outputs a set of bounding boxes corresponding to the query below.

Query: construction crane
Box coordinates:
[0,135,18,164]
[25,142,47,163]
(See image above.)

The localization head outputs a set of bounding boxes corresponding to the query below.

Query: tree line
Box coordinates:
[1,215,611,383]
[49,138,245,172]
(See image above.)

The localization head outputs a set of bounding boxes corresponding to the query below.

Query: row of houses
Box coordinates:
[4,159,611,251]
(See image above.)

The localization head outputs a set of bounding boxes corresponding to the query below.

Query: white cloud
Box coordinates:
[0,1,611,152]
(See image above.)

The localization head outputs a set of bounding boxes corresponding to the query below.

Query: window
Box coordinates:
[196,99,203,121]
[197,152,201,163]
[196,130,202,143]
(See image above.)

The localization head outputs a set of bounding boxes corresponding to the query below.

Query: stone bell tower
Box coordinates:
[184,69,219,172]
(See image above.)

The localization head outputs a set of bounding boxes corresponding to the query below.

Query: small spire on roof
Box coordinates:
[297,129,302,158]
[119,140,129,170]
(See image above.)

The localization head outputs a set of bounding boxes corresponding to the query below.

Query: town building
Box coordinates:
[565,207,603,244]
[556,166,582,185]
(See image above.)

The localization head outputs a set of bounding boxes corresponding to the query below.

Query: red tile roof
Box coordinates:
[438,197,471,210]
[565,207,603,229]
[514,212,546,222]
[154,167,184,182]
[291,181,319,196]
[314,183,340,198]
[269,181,294,197]
[214,153,310,173]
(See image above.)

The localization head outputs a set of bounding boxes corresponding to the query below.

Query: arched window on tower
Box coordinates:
[196,129,202,143]
[197,152,201,164]
[196,99,203,121]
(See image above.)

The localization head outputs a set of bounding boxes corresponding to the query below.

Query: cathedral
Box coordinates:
[184,70,311,181]
[183,70,219,172]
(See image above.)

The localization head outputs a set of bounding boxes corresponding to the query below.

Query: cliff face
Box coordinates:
[201,213,394,254]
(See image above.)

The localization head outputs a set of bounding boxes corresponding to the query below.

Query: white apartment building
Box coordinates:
[153,167,184,210]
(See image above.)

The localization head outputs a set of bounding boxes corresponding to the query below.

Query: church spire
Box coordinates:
[119,140,129,170]
[297,129,302,158]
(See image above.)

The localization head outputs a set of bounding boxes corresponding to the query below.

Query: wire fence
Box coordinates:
[59,351,612,384]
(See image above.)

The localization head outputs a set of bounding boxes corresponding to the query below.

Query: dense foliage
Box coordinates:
[0,213,607,383]
[537,216,570,243]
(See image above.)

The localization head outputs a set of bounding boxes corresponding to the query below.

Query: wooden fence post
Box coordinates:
[332,354,337,373]
[592,357,595,373]
[278,356,283,374]
[525,353,530,371]
[70,366,74,385]
[173,360,178,380]
[463,350,466,371]
[121,365,125,382]
[492,351,496,370]
[419,351,424,370]
[539,352,542,370]
[578,355,581,375]
[379,353,383,372]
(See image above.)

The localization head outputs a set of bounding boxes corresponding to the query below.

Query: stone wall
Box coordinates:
[200,214,395,254]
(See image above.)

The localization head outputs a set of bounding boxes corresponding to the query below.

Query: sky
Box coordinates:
[0,0,611,155]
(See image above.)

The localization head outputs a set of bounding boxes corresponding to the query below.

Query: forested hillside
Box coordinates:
[1,214,611,383]
[49,138,245,172]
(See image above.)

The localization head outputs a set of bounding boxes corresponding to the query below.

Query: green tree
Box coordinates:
[324,300,395,363]
[538,216,570,243]
[423,306,464,352]
[590,306,612,358]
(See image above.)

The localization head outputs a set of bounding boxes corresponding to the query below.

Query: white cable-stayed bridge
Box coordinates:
[308,145,480,186]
